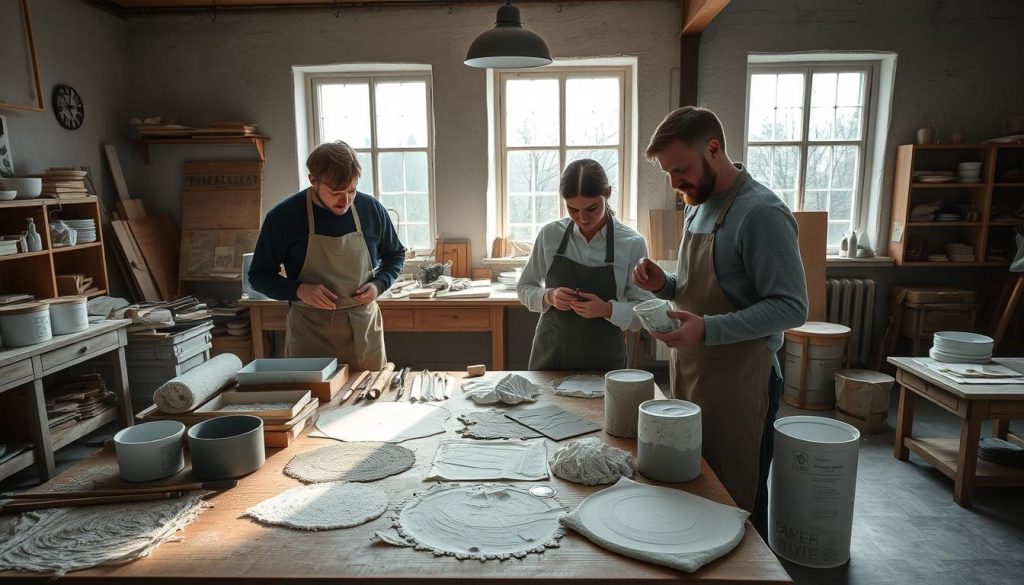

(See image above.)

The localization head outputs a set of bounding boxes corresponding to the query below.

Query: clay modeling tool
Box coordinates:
[367,362,395,400]
[394,367,410,401]
[340,370,371,403]
[410,372,422,402]
[443,373,454,399]
[355,370,381,403]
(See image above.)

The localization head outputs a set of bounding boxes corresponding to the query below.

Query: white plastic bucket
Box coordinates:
[637,399,701,483]
[241,253,268,300]
[769,416,860,568]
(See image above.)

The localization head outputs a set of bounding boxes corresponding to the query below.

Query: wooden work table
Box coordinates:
[0,371,791,584]
[888,357,1024,506]
[241,291,525,369]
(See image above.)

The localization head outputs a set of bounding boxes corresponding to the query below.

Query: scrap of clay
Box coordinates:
[552,374,605,399]
[466,364,486,377]
[284,442,415,483]
[463,373,541,405]
[456,410,542,440]
[548,437,635,485]
[245,482,388,530]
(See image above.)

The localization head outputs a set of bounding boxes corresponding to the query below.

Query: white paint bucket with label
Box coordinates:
[769,416,860,568]
[604,369,654,438]
[637,399,701,483]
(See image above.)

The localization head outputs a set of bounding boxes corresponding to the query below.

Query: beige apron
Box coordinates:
[670,172,771,513]
[284,189,386,371]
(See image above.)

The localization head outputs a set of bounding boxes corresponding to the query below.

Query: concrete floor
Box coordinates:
[2,386,1022,585]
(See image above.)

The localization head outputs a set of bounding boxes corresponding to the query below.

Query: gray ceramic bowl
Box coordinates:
[113,420,186,482]
[187,415,265,480]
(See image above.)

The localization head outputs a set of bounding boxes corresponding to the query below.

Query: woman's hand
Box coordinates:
[545,287,580,311]
[570,291,612,319]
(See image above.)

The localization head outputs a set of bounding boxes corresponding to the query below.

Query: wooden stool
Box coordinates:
[783,322,852,410]
[834,369,895,434]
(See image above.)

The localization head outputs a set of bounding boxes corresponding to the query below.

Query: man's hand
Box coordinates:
[297,283,338,310]
[649,310,704,348]
[353,282,379,304]
[570,291,612,319]
[633,258,666,292]
[545,287,582,311]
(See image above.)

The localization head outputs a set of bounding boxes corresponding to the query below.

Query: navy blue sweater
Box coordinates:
[249,190,406,301]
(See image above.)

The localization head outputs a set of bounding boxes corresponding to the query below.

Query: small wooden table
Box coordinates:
[0,319,133,483]
[0,371,791,584]
[241,291,525,370]
[888,357,1024,506]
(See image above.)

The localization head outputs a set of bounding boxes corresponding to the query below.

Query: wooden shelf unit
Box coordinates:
[889,144,1024,266]
[133,135,269,163]
[0,196,109,301]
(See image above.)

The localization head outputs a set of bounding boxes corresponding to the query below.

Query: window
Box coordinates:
[310,73,434,251]
[744,64,875,248]
[495,66,632,243]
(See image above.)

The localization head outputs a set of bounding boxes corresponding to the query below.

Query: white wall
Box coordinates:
[699,0,1024,249]
[119,1,681,262]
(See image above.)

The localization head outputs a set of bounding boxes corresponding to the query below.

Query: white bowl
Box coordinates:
[929,346,991,365]
[957,162,982,169]
[934,331,994,346]
[113,420,186,482]
[0,190,16,201]
[0,178,42,199]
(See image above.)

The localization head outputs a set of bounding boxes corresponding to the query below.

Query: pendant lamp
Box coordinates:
[465,1,552,69]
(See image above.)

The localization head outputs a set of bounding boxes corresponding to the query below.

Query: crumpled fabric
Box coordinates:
[548,437,635,485]
[463,373,541,405]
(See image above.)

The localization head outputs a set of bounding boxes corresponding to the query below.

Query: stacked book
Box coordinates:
[41,168,90,197]
[0,240,19,257]
[45,373,115,434]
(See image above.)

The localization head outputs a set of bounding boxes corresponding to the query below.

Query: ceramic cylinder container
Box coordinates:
[113,421,186,482]
[633,299,679,334]
[0,303,52,347]
[187,415,265,480]
[49,296,89,335]
[604,369,655,438]
[637,399,702,483]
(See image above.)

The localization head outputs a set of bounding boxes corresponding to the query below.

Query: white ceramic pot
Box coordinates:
[49,296,89,335]
[0,177,42,199]
[0,303,52,347]
[113,421,186,482]
[638,399,702,483]
[603,369,655,438]
[633,298,679,334]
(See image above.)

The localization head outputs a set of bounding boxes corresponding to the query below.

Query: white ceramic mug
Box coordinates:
[633,299,679,334]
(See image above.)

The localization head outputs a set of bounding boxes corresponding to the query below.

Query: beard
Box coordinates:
[677,157,718,206]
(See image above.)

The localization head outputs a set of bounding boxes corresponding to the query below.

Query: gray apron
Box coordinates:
[528,218,626,371]
[670,171,771,512]
[284,188,386,371]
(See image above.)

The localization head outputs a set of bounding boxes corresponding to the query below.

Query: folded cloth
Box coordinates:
[153,353,242,413]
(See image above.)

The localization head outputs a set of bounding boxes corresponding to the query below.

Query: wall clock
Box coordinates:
[52,84,84,130]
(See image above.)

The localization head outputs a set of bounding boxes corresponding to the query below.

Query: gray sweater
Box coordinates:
[657,170,809,374]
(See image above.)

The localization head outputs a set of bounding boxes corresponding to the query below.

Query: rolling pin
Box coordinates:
[367,362,395,400]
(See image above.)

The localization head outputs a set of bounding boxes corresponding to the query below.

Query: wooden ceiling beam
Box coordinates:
[680,0,730,36]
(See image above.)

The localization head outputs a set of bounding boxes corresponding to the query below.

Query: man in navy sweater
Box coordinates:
[249,141,405,370]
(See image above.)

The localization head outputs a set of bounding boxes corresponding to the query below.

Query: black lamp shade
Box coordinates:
[465,2,552,69]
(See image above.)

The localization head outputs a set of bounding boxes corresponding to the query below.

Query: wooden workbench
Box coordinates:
[241,291,525,369]
[888,357,1024,506]
[0,320,133,483]
[0,371,791,584]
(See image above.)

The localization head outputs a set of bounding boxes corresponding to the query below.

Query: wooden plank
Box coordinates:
[128,215,179,300]
[647,209,682,260]
[116,199,147,220]
[682,0,732,35]
[793,211,828,322]
[103,143,131,201]
[181,161,263,231]
[110,219,161,301]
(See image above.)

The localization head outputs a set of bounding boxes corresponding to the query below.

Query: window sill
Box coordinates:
[826,255,894,267]
[480,257,529,268]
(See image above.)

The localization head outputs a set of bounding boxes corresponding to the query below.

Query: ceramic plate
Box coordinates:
[929,347,991,365]
[569,477,745,555]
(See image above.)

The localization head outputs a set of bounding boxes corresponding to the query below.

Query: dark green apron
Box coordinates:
[528,218,626,371]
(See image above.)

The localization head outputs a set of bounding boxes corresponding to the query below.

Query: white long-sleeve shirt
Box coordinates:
[517,218,653,331]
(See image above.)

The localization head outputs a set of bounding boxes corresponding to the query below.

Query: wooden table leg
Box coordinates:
[993,419,1010,440]
[490,306,505,370]
[27,379,56,481]
[110,342,135,428]
[251,306,266,359]
[894,384,915,461]
[954,403,984,506]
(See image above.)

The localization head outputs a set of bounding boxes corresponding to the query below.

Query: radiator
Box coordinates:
[825,278,876,366]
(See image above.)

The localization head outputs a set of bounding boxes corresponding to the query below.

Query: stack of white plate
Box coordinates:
[497,271,519,290]
[913,171,955,183]
[929,331,993,364]
[65,219,97,243]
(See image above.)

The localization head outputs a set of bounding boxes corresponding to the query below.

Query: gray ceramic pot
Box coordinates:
[187,415,265,480]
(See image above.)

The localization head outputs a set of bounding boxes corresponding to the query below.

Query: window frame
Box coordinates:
[744,61,880,252]
[307,71,436,253]
[493,65,634,242]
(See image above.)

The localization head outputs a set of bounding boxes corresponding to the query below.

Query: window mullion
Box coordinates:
[368,78,380,198]
[797,66,813,211]
[559,74,567,219]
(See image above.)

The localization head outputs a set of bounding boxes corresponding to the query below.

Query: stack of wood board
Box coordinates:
[179,161,262,285]
[40,168,89,197]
